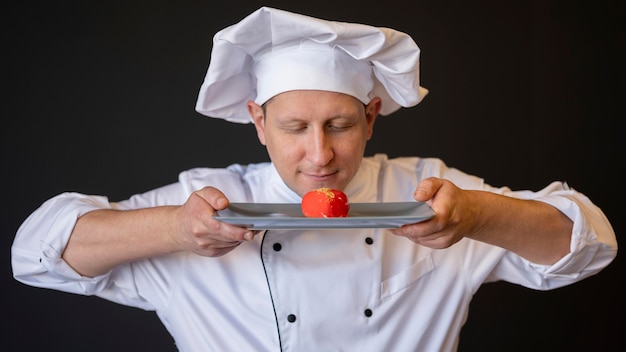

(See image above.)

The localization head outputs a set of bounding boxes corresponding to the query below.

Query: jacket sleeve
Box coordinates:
[441,161,617,289]
[10,181,187,309]
[10,164,252,308]
[488,181,618,290]
[412,157,617,290]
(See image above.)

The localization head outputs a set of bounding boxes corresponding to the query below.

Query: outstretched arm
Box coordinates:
[62,186,256,277]
[390,177,572,265]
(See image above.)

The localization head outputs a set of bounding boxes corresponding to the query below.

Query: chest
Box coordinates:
[165,230,473,351]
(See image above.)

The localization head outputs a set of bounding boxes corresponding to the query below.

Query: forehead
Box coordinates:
[264,90,364,117]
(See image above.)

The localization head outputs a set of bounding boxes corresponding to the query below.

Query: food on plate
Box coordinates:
[301,188,350,218]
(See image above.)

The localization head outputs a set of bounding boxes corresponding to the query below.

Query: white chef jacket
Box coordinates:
[11,154,617,352]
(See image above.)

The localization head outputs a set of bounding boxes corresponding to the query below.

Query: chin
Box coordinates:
[306,182,348,195]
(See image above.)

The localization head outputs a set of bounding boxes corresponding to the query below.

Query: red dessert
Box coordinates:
[301,188,350,218]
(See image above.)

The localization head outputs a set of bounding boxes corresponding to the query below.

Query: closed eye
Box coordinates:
[279,124,307,133]
[326,120,356,132]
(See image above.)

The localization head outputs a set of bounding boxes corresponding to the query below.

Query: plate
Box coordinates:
[213,202,435,229]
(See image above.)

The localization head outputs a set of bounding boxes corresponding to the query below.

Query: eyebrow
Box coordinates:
[262,100,367,121]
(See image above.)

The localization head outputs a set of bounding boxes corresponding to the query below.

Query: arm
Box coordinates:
[63,187,256,277]
[391,177,573,265]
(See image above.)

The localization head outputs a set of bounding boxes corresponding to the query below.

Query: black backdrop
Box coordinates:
[2,1,624,351]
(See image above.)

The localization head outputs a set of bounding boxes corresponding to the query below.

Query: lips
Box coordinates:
[303,173,337,184]
[302,170,338,178]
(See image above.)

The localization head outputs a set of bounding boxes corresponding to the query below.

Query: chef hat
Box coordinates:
[195,6,428,123]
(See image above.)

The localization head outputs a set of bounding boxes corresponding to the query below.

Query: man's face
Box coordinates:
[248,90,380,197]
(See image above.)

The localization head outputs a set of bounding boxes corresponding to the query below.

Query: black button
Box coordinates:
[273,243,282,251]
[365,237,374,245]
[287,314,297,323]
[364,309,373,317]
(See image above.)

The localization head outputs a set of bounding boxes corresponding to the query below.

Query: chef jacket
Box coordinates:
[11,154,617,351]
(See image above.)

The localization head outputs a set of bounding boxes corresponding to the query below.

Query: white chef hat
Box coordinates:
[195,6,428,123]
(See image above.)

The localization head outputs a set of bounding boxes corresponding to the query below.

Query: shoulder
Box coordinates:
[366,153,448,176]
[177,162,272,202]
[368,154,485,189]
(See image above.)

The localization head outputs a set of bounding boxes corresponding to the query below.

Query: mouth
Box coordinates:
[301,170,338,181]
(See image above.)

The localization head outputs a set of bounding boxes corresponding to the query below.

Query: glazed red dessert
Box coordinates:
[301,188,350,218]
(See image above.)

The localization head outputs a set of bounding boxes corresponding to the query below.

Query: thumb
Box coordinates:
[196,186,230,210]
[414,177,442,202]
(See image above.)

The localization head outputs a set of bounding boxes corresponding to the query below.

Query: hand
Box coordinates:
[171,186,257,257]
[390,177,478,249]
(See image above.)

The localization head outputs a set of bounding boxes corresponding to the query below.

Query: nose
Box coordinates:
[307,128,334,166]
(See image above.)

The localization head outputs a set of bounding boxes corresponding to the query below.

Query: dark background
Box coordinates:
[2,0,624,351]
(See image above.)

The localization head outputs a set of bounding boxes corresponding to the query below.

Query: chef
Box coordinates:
[11,6,617,352]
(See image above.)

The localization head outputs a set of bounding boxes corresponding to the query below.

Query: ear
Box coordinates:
[247,100,267,145]
[365,97,381,140]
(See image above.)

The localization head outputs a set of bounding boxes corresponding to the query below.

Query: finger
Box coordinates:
[207,238,243,249]
[211,219,258,242]
[390,225,451,248]
[209,244,243,257]
[195,186,230,210]
[414,177,443,202]
[414,231,459,249]
[197,241,243,257]
[389,220,430,237]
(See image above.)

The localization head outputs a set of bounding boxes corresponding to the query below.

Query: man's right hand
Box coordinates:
[63,186,256,277]
[171,186,257,257]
